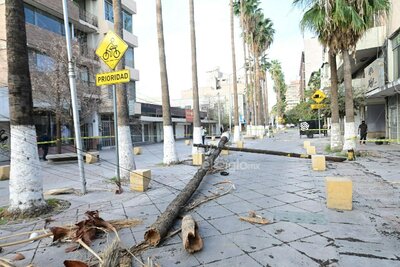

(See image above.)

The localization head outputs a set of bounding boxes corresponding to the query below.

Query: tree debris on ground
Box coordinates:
[0,213,142,249]
[239,210,270,225]
[143,135,229,246]
[182,215,203,253]
[44,188,81,196]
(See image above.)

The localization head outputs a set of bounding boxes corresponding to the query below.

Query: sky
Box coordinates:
[133,0,305,106]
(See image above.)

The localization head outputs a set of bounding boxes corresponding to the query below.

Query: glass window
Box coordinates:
[125,47,134,68]
[394,33,400,80]
[36,9,64,35]
[79,66,90,84]
[123,10,132,33]
[24,5,35,25]
[36,53,55,72]
[105,0,113,22]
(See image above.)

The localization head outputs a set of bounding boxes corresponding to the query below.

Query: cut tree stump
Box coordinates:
[182,215,203,253]
[144,134,229,246]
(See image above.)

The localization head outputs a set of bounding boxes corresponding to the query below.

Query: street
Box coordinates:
[1,129,399,266]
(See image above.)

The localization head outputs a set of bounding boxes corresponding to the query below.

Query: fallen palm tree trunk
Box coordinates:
[193,144,346,162]
[144,134,229,246]
[182,215,203,253]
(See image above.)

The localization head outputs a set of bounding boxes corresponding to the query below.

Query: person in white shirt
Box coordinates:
[201,126,206,144]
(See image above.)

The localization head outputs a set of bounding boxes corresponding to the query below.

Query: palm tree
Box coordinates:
[189,0,202,153]
[337,0,390,150]
[113,0,136,178]
[156,0,178,164]
[230,0,240,142]
[6,0,48,216]
[269,60,286,125]
[294,0,343,151]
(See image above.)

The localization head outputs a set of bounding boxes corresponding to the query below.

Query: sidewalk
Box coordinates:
[0,130,399,266]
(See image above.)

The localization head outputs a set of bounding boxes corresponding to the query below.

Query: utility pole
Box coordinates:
[62,0,86,194]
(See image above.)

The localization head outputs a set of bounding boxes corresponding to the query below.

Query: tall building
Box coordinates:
[285,80,301,111]
[0,0,139,153]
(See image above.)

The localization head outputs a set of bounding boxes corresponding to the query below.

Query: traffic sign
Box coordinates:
[96,69,130,86]
[311,89,326,104]
[96,31,128,70]
[311,103,327,109]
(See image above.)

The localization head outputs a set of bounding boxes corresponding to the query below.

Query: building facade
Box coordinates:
[285,80,301,111]
[0,0,140,155]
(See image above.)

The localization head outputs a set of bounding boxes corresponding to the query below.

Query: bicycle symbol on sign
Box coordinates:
[102,38,121,60]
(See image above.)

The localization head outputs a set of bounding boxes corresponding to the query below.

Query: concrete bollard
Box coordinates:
[133,147,142,155]
[211,136,216,141]
[221,149,229,156]
[85,153,98,164]
[192,153,205,166]
[0,165,10,180]
[307,146,316,155]
[185,140,191,146]
[304,141,311,149]
[237,140,244,148]
[312,155,326,171]
[130,169,151,192]
[325,177,352,210]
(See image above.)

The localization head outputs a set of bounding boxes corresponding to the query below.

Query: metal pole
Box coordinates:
[113,85,120,181]
[318,108,321,138]
[62,0,86,194]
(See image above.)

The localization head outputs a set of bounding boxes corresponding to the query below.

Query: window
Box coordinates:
[36,53,55,72]
[28,49,55,72]
[105,0,113,22]
[79,66,90,84]
[108,86,113,99]
[24,5,35,24]
[123,10,132,33]
[24,4,64,35]
[104,1,132,33]
[125,47,134,68]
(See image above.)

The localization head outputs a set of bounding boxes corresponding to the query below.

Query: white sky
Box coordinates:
[133,0,305,106]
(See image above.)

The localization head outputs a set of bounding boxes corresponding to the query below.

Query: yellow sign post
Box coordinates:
[311,89,326,104]
[96,69,130,86]
[311,103,327,110]
[95,31,128,70]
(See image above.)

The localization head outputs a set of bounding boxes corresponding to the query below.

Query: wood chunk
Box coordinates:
[182,215,203,253]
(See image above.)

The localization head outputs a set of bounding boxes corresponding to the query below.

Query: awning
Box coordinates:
[366,78,400,98]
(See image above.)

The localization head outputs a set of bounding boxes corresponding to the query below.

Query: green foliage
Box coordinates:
[284,101,318,124]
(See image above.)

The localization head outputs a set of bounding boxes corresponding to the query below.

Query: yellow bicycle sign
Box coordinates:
[96,31,128,70]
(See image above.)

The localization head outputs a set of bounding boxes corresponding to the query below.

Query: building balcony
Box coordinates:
[127,66,140,81]
[337,26,386,79]
[122,0,137,15]
[129,102,141,116]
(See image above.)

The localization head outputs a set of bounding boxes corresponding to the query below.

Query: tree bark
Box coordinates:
[156,0,178,164]
[230,0,240,143]
[144,135,229,246]
[189,0,202,154]
[329,52,343,151]
[193,143,346,162]
[113,0,136,178]
[263,72,269,125]
[342,49,356,150]
[6,0,48,216]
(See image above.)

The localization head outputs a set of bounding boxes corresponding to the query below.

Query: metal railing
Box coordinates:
[79,9,98,27]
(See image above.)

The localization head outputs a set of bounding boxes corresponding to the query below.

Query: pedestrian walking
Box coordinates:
[268,123,274,138]
[201,126,206,144]
[358,120,368,145]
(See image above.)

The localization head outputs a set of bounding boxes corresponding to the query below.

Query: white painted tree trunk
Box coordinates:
[192,126,202,154]
[343,122,357,150]
[8,125,46,213]
[163,125,178,165]
[233,125,240,143]
[330,123,343,151]
[118,125,136,179]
